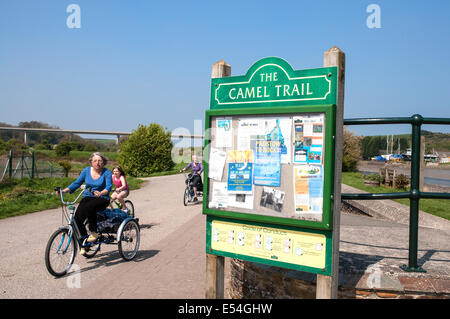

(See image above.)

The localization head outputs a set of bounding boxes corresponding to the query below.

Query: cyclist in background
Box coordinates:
[180,155,203,202]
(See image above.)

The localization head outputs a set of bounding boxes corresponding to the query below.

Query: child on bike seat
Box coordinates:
[181,155,203,202]
[111,166,130,213]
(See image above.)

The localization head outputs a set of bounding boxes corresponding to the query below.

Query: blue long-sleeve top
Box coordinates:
[68,167,113,200]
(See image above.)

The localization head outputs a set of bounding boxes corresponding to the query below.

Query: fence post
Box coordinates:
[401,114,426,272]
[20,152,24,179]
[31,151,35,179]
[8,150,13,179]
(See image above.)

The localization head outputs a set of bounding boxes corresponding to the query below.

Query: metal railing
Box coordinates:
[341,114,450,272]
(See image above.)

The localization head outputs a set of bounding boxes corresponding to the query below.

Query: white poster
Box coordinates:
[216,117,233,148]
[228,193,254,210]
[208,148,227,181]
[237,118,260,150]
[209,182,228,208]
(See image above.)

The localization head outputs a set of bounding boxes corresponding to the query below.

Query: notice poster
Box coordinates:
[208,148,227,181]
[216,117,233,148]
[262,118,292,164]
[237,118,260,150]
[227,162,253,194]
[252,138,281,187]
[293,114,324,164]
[209,182,229,208]
[210,219,327,270]
[293,165,323,215]
[238,117,291,164]
[228,193,254,210]
[260,187,285,212]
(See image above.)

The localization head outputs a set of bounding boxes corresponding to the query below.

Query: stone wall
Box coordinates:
[227,259,450,299]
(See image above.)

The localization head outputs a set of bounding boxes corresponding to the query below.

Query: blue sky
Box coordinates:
[0,0,449,139]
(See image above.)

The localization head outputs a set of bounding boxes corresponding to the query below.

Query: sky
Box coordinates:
[0,0,449,140]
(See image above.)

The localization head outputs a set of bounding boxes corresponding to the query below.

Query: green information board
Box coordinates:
[204,57,338,275]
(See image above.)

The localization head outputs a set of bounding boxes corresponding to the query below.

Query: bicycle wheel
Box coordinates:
[118,219,140,261]
[81,237,101,259]
[183,187,190,206]
[45,227,77,277]
[124,200,135,217]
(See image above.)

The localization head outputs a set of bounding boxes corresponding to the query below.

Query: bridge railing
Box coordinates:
[342,114,450,272]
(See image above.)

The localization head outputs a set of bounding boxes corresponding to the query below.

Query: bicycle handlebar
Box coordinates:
[55,185,90,206]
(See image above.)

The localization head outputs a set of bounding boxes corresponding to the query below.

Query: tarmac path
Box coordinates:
[0,174,202,299]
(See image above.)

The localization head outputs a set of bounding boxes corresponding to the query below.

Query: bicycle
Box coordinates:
[44,186,140,277]
[182,171,203,206]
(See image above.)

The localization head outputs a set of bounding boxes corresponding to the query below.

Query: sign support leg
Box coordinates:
[316,46,345,299]
[205,254,225,298]
[205,59,231,299]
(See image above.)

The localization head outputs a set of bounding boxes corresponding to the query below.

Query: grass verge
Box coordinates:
[342,172,450,221]
[0,176,144,219]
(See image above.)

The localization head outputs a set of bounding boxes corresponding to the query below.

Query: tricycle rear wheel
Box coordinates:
[118,219,140,261]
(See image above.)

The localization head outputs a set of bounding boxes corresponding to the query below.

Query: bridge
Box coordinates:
[0,126,203,146]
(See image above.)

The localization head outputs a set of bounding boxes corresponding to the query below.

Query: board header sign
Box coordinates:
[211,57,337,109]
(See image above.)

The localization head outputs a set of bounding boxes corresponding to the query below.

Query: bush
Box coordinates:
[118,123,174,177]
[55,142,72,157]
[57,160,72,177]
[83,143,98,152]
[395,174,410,190]
[364,173,381,182]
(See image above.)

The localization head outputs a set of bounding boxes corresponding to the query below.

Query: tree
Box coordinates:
[342,127,361,172]
[55,142,72,157]
[118,123,174,177]
[57,160,72,177]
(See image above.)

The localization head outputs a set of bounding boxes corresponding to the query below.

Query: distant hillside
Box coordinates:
[421,130,450,153]
[0,121,119,153]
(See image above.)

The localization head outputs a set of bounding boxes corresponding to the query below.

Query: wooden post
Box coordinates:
[316,46,345,299]
[205,254,225,299]
[205,59,231,299]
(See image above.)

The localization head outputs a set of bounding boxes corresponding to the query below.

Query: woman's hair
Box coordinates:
[89,152,108,166]
[112,165,126,177]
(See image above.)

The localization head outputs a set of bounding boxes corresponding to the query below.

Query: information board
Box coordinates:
[204,57,338,275]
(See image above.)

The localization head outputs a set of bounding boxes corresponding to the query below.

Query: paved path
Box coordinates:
[0,174,201,299]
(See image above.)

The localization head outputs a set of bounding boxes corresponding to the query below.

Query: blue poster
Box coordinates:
[227,162,253,194]
[252,138,281,187]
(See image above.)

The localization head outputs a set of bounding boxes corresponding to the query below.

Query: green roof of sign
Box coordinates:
[210,57,337,109]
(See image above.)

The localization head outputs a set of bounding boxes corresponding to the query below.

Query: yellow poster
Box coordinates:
[211,219,326,269]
